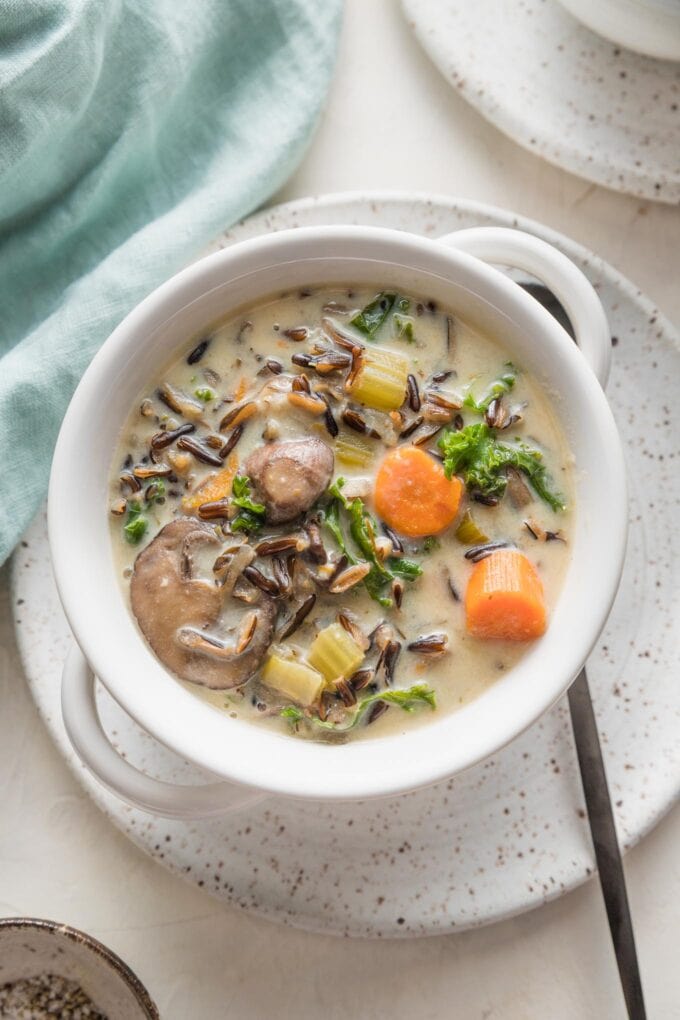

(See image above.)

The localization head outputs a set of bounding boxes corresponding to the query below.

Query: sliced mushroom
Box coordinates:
[244,438,334,524]
[130,519,275,690]
[506,466,533,508]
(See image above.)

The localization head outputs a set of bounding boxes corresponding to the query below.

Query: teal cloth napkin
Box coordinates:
[0,0,342,565]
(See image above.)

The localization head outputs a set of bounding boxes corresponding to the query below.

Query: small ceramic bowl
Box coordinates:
[0,918,158,1019]
[50,225,627,818]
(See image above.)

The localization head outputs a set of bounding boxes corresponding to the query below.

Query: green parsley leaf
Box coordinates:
[422,536,440,553]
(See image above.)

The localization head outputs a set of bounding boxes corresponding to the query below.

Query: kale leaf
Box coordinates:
[322,478,422,606]
[350,292,397,338]
[438,423,566,512]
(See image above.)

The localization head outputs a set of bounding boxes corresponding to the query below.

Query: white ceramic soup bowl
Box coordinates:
[50,225,627,819]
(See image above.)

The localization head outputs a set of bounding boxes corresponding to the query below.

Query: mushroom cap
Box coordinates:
[130,518,275,690]
[245,438,334,524]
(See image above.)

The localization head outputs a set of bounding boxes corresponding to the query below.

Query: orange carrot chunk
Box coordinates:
[374,446,463,538]
[465,549,546,641]
[182,452,239,513]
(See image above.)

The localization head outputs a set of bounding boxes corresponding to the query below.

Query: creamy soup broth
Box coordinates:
[109,287,573,742]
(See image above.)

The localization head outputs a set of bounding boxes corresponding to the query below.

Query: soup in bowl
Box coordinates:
[110,286,574,743]
[50,225,626,817]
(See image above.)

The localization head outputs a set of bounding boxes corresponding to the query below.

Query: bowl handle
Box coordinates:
[61,644,267,819]
[437,227,610,386]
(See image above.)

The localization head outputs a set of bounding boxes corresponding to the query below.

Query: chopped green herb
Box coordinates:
[281,683,436,732]
[438,422,566,512]
[350,292,397,338]
[123,500,148,544]
[194,387,215,402]
[463,363,517,413]
[230,474,266,533]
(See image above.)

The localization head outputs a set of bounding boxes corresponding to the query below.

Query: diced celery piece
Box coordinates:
[335,434,375,468]
[307,622,365,681]
[455,510,489,545]
[347,348,409,411]
[261,655,325,707]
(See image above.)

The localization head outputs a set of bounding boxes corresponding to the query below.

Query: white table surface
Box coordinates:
[1,2,679,1017]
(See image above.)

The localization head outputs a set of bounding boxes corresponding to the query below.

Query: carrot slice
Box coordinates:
[465,549,546,641]
[374,446,463,537]
[234,376,249,402]
[182,453,238,513]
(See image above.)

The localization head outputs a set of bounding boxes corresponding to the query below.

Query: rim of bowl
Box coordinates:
[0,918,159,1018]
[48,225,628,801]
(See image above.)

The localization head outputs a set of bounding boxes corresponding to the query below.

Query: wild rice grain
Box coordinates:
[382,640,402,685]
[255,535,300,556]
[242,565,281,597]
[329,562,371,593]
[176,436,223,467]
[381,523,404,555]
[349,668,374,691]
[219,401,257,432]
[446,573,460,602]
[219,424,244,459]
[150,422,196,455]
[283,326,309,342]
[367,700,389,725]
[335,677,358,707]
[272,555,293,597]
[407,633,449,654]
[407,374,421,412]
[278,594,316,639]
[197,498,232,520]
[399,415,424,439]
[187,338,210,364]
[464,540,511,562]
[412,424,444,446]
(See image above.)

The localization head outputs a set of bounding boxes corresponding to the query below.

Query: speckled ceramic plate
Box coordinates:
[401,0,680,204]
[11,193,680,938]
